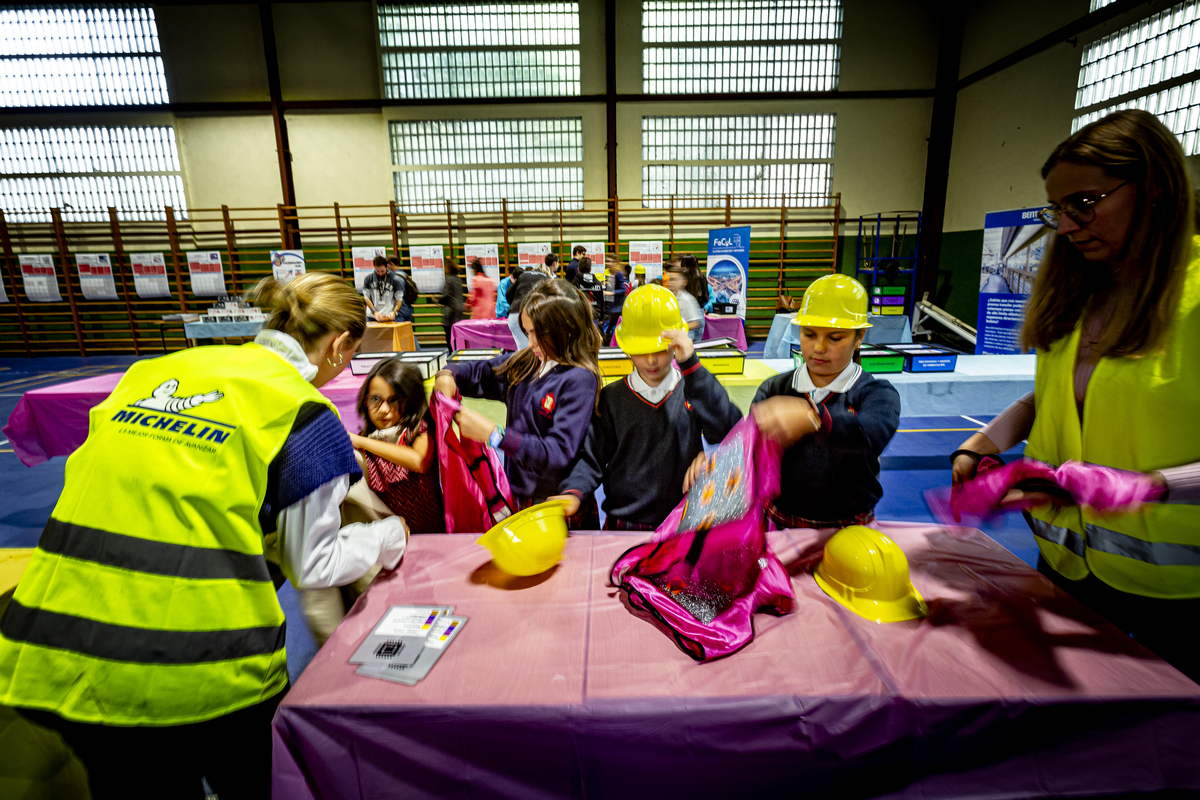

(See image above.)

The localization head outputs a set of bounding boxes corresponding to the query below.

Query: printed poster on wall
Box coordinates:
[516,242,551,269]
[129,252,172,299]
[706,226,751,319]
[976,207,1049,354]
[352,246,387,291]
[19,255,61,302]
[463,243,500,291]
[570,242,605,276]
[410,245,444,294]
[186,251,227,297]
[76,253,118,301]
[270,250,306,284]
[628,240,663,281]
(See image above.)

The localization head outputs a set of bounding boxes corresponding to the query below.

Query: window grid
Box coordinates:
[1090,0,1119,10]
[1076,1,1200,110]
[378,2,581,99]
[643,164,832,208]
[0,4,168,107]
[1073,77,1200,155]
[642,0,842,94]
[394,167,584,213]
[390,118,583,167]
[0,126,186,222]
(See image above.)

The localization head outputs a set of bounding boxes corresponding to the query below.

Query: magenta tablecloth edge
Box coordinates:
[3,396,50,467]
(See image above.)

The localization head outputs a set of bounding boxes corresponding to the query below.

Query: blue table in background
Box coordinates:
[182,320,264,344]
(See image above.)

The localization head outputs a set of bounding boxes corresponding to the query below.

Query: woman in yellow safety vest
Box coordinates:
[952,110,1200,683]
[0,272,409,798]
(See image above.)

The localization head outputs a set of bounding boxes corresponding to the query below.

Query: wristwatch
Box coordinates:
[488,426,505,448]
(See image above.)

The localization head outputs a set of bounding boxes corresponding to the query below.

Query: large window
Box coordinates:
[641,114,835,207]
[0,126,187,222]
[378,2,580,100]
[1073,2,1200,154]
[642,0,842,94]
[390,118,583,212]
[0,4,168,107]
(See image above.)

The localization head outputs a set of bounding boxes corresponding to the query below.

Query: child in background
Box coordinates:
[349,357,444,534]
[664,260,706,343]
[496,263,521,319]
[566,244,587,284]
[554,285,743,530]
[601,256,630,340]
[468,259,497,320]
[735,274,900,529]
[679,254,712,312]
[629,264,648,290]
[434,279,601,507]
[572,256,604,318]
[438,257,465,346]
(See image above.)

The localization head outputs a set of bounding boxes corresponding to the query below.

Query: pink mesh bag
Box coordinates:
[610,417,795,662]
[431,391,515,533]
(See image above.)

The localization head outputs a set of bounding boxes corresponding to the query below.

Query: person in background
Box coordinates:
[438,257,465,348]
[727,274,899,530]
[951,110,1200,682]
[468,259,497,320]
[385,255,418,323]
[546,252,561,278]
[435,279,601,510]
[572,255,604,319]
[495,262,521,320]
[629,264,648,290]
[664,260,705,343]
[505,260,552,349]
[566,244,587,284]
[601,256,629,341]
[0,273,407,798]
[553,285,742,530]
[362,255,405,322]
[679,254,712,313]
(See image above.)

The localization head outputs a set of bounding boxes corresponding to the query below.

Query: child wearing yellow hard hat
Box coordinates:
[734,274,900,529]
[551,284,742,530]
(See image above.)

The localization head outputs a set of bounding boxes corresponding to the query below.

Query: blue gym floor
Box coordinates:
[0,355,1040,682]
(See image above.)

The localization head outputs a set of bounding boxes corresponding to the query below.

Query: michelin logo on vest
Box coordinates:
[110,379,235,453]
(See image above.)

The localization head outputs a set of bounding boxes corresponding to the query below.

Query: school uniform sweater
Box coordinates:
[447,354,598,501]
[561,353,743,527]
[753,368,900,523]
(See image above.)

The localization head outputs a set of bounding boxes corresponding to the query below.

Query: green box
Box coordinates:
[871,286,907,296]
[858,347,905,373]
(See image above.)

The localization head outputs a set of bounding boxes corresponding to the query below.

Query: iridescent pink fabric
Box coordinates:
[430,391,514,533]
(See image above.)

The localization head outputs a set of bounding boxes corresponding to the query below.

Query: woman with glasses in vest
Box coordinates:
[951,110,1200,682]
[0,272,408,798]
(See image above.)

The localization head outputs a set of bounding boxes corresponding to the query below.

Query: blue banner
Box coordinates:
[706,226,750,319]
[976,207,1048,354]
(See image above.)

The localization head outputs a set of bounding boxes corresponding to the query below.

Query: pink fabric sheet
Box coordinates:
[3,370,371,467]
[272,524,1200,800]
[450,318,516,351]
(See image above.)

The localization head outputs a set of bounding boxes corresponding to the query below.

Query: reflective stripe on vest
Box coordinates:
[0,342,337,725]
[1030,516,1200,567]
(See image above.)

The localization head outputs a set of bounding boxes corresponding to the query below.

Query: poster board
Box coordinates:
[185,251,226,297]
[463,244,500,291]
[270,250,306,284]
[130,253,172,299]
[352,247,387,291]
[410,245,445,294]
[628,240,663,281]
[705,227,750,319]
[76,253,118,300]
[976,207,1048,354]
[516,242,551,270]
[19,255,60,302]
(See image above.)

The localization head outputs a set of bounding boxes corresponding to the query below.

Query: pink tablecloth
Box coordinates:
[450,318,516,351]
[3,369,372,467]
[272,524,1200,800]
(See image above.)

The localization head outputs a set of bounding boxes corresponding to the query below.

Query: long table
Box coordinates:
[454,315,747,352]
[271,525,1200,799]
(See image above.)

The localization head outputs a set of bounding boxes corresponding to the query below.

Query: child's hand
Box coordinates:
[454,407,496,443]
[752,396,821,447]
[951,453,979,485]
[663,328,694,362]
[349,433,368,450]
[549,494,581,517]
[433,371,458,397]
[682,450,711,493]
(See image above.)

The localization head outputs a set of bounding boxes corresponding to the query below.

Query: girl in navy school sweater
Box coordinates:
[434,278,602,507]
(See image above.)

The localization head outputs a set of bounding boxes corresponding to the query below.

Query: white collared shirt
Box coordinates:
[254,328,319,383]
[628,364,680,404]
[792,361,863,404]
[537,358,559,379]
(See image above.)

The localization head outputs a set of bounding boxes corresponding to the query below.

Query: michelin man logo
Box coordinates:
[133,379,224,414]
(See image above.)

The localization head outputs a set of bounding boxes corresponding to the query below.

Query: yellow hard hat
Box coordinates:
[476,500,569,576]
[634,264,646,274]
[615,284,688,355]
[792,274,873,329]
[813,526,926,623]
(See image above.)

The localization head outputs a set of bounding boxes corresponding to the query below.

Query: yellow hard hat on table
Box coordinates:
[615,284,688,355]
[793,274,873,329]
[814,526,926,623]
[477,500,569,576]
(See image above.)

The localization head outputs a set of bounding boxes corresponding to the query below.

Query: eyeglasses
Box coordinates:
[1037,181,1128,230]
[367,394,398,411]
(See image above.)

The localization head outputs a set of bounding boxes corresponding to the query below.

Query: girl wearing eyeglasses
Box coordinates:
[951,109,1200,682]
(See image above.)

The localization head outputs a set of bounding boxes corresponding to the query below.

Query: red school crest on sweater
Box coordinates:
[539,392,557,417]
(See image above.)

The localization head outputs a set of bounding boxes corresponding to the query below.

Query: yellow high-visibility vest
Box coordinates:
[1026,240,1200,598]
[0,342,338,725]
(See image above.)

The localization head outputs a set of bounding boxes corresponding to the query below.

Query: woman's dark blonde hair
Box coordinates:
[496,278,602,411]
[1023,109,1194,357]
[249,272,366,351]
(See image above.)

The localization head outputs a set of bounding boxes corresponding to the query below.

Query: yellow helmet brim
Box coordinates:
[792,312,872,329]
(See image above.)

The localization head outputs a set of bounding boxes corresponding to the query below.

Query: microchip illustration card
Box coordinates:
[348,605,452,667]
[355,615,467,685]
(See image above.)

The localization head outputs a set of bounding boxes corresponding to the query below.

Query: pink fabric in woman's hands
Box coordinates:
[1053,460,1166,513]
[949,459,1056,521]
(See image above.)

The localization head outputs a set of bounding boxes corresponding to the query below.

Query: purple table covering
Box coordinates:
[271,525,1200,799]
[3,370,373,467]
[451,318,517,351]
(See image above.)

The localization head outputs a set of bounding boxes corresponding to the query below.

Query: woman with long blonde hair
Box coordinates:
[951,110,1200,681]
